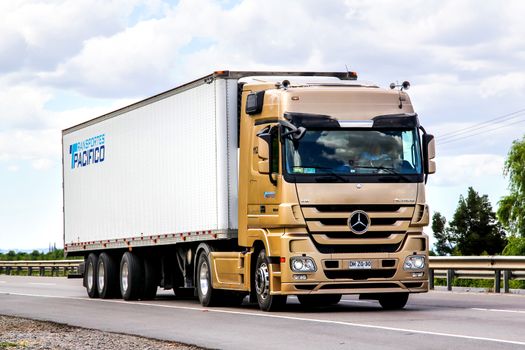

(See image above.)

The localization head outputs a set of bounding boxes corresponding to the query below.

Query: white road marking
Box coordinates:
[472,308,525,314]
[1,291,525,346]
[0,281,6,284]
[29,283,56,286]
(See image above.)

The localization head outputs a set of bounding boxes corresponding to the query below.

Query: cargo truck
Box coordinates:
[62,70,436,311]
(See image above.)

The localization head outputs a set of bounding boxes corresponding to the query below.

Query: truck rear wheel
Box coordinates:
[120,252,144,300]
[196,252,222,307]
[255,249,286,311]
[84,253,99,298]
[297,294,342,307]
[96,253,119,299]
[378,293,409,310]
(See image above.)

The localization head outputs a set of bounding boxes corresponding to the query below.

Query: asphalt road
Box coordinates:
[1,275,524,349]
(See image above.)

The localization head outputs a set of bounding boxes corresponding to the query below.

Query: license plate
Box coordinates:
[349,260,372,269]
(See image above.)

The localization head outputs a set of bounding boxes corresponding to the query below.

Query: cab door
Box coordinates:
[247,123,281,229]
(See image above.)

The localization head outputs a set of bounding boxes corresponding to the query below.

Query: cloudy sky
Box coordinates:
[1,0,524,251]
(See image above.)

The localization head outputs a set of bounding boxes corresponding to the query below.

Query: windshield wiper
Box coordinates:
[293,165,348,183]
[354,165,413,182]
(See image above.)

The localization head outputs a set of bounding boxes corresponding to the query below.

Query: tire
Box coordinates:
[84,253,99,298]
[96,253,119,299]
[120,252,145,300]
[143,257,160,300]
[378,293,409,310]
[298,294,342,307]
[255,249,286,311]
[196,252,222,307]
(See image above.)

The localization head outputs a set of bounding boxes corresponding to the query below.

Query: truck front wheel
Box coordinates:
[120,252,144,300]
[84,253,99,298]
[378,293,409,310]
[255,249,286,311]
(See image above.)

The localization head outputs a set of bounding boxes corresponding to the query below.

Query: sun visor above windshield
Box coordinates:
[284,112,419,129]
[284,112,340,128]
[372,113,419,128]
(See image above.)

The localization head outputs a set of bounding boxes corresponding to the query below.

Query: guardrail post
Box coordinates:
[39,267,45,276]
[494,269,501,293]
[428,269,434,290]
[6,267,11,275]
[28,267,33,276]
[446,269,454,291]
[503,270,510,293]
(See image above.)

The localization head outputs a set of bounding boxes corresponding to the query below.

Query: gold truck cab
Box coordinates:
[209,75,436,311]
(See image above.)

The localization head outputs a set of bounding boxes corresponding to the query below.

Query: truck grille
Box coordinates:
[302,204,414,254]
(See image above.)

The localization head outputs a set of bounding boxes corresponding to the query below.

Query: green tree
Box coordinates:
[432,212,454,255]
[448,187,507,255]
[502,235,525,256]
[497,136,525,237]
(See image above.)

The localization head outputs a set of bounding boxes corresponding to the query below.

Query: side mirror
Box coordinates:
[423,134,436,174]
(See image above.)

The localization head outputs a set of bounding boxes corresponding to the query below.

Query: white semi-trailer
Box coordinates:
[63,71,435,311]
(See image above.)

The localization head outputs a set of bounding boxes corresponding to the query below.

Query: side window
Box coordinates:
[271,127,279,174]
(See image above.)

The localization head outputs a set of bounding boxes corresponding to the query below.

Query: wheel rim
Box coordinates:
[255,262,269,300]
[199,260,209,296]
[97,261,105,293]
[87,262,94,291]
[121,261,129,293]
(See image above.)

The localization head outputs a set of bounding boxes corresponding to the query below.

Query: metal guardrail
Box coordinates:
[0,260,83,277]
[1,257,524,293]
[429,256,525,293]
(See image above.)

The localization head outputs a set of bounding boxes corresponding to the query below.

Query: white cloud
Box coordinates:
[0,81,52,129]
[32,158,53,170]
[479,73,525,98]
[431,153,505,187]
[0,0,152,72]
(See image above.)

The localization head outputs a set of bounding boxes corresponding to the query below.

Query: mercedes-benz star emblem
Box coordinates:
[348,210,370,234]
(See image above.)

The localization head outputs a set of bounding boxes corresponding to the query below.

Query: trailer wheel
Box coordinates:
[255,249,286,311]
[196,252,222,307]
[84,253,99,298]
[120,252,144,300]
[297,294,342,307]
[378,293,409,310]
[143,257,159,300]
[96,253,119,299]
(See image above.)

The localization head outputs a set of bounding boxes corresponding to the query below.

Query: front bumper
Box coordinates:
[273,231,429,295]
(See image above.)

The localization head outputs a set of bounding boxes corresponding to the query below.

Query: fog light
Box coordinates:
[290,257,317,272]
[293,274,307,280]
[412,272,424,278]
[404,255,426,270]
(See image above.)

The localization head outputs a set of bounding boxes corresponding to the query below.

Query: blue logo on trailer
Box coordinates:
[69,134,106,169]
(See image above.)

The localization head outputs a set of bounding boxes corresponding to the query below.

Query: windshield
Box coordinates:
[284,128,422,180]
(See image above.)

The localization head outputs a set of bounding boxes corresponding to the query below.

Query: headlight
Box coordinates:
[290,257,317,272]
[404,255,426,270]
